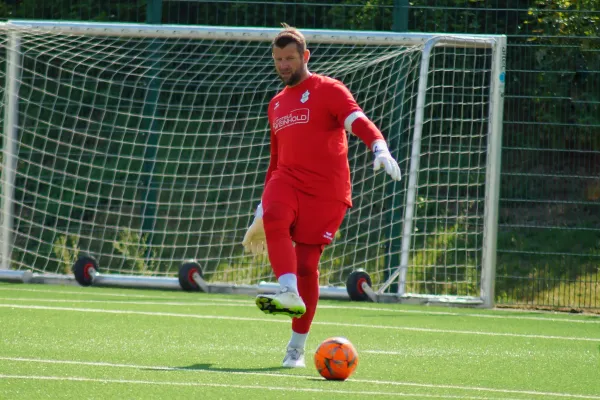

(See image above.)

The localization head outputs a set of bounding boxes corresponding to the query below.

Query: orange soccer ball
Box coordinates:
[314,337,359,381]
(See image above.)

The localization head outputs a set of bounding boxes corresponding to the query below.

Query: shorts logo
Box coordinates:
[273,108,310,133]
[323,231,333,241]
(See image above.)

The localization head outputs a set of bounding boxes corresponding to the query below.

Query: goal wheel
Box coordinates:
[178,261,204,291]
[346,269,372,301]
[73,255,98,287]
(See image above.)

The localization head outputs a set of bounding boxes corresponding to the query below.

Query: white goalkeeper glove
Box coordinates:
[242,203,267,256]
[372,139,402,181]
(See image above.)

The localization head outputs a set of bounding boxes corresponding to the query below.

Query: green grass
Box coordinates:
[0,283,599,400]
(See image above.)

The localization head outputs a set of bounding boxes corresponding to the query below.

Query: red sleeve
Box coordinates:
[326,80,363,127]
[349,116,385,148]
[264,126,278,188]
[327,80,384,147]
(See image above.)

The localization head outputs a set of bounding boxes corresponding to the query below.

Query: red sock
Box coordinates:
[263,202,297,278]
[292,243,323,334]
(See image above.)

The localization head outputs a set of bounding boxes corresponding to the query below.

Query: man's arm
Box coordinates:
[328,81,402,181]
[242,126,277,255]
[343,110,382,148]
[264,127,278,187]
[345,112,401,181]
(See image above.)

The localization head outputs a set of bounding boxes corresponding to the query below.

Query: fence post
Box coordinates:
[147,0,163,24]
[393,0,409,32]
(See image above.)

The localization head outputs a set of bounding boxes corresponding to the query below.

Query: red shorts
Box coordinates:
[262,178,348,245]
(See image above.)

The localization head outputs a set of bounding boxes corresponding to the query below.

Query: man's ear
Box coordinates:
[303,49,310,64]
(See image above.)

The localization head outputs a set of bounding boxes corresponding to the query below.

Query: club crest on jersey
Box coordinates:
[300,90,310,103]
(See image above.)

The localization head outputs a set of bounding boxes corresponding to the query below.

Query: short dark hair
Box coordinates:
[272,23,306,56]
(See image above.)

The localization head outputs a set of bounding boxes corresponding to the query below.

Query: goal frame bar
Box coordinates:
[0,21,506,307]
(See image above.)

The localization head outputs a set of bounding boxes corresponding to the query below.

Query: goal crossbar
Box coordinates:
[5,20,495,47]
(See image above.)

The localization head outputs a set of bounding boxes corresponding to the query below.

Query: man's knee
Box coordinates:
[296,243,324,277]
[263,202,295,237]
[298,266,319,279]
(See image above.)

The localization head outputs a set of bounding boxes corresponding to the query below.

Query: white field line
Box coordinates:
[0,296,255,307]
[0,374,530,400]
[1,357,599,400]
[0,303,598,342]
[0,286,598,324]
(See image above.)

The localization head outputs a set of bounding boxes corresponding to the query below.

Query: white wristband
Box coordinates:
[255,203,264,218]
[372,139,389,155]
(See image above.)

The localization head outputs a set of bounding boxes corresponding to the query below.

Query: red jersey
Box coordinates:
[265,74,383,207]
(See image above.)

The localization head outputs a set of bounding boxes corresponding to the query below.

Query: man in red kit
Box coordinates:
[242,24,401,368]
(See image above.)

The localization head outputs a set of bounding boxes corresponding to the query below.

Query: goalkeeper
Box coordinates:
[242,23,401,368]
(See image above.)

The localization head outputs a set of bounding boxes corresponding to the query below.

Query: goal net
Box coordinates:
[0,22,505,305]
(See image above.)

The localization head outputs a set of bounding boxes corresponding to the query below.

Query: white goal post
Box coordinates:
[0,21,506,307]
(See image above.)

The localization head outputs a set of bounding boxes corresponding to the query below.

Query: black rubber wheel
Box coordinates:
[178,261,204,291]
[346,269,372,301]
[73,255,98,287]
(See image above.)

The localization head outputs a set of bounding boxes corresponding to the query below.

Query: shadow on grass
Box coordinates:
[145,363,287,373]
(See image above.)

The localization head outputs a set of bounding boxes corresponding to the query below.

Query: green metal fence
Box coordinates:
[1,0,598,310]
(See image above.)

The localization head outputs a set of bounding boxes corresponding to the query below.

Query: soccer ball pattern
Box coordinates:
[314,336,359,380]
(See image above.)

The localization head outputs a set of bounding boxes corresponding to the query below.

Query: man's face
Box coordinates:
[272,43,308,86]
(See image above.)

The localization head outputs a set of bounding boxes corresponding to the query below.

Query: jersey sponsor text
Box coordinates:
[273,108,310,133]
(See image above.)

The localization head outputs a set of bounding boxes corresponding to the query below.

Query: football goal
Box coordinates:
[0,21,505,307]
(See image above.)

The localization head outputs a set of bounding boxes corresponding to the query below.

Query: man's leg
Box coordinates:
[263,202,297,281]
[281,242,323,368]
[282,195,348,368]
[256,182,306,318]
[292,243,323,335]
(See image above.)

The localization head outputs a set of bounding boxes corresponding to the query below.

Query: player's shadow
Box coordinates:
[145,363,286,373]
